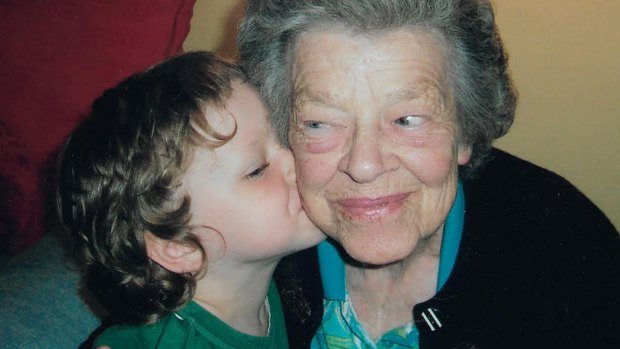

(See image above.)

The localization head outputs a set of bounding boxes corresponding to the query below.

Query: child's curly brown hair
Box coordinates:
[57,51,245,324]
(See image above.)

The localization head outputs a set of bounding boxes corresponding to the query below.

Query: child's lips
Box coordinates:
[336,192,411,221]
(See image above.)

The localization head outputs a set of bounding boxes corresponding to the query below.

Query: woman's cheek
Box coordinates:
[387,124,460,184]
[387,123,443,149]
[295,156,335,232]
[421,151,455,182]
[296,157,327,190]
[294,128,347,188]
[297,127,346,154]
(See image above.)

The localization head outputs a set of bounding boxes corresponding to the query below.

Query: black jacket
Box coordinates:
[276,148,620,348]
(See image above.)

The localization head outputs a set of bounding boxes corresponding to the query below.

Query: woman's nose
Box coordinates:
[338,127,396,183]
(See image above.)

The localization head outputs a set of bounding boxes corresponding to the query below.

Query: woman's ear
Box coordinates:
[144,232,203,274]
[457,143,472,165]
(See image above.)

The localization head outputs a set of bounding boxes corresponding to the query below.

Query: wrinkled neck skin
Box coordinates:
[191,257,280,337]
[346,223,444,340]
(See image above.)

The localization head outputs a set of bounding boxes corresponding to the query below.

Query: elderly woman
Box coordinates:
[238,0,619,348]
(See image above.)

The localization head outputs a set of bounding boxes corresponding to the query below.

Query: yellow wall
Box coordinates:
[184,0,243,60]
[493,1,619,229]
[184,0,619,229]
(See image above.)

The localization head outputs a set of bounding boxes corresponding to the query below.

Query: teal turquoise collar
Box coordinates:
[318,182,465,300]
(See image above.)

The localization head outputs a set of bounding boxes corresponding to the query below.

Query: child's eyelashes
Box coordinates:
[246,163,270,180]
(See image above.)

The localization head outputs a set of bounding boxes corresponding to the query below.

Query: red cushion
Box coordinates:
[0,0,196,254]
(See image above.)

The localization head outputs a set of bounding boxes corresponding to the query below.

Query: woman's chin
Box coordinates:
[341,239,416,267]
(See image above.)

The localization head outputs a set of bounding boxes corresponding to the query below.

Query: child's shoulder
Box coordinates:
[94,319,166,349]
[93,294,289,349]
[94,311,190,349]
[93,302,232,349]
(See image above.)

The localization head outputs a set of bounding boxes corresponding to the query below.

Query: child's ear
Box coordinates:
[192,226,226,264]
[144,232,203,274]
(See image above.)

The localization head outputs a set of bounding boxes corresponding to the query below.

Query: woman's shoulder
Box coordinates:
[274,247,324,349]
[462,147,617,277]
[467,148,576,194]
[465,148,611,224]
[457,148,618,346]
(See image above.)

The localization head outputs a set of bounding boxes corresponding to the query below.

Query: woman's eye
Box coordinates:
[394,115,425,127]
[303,120,327,129]
[246,163,269,180]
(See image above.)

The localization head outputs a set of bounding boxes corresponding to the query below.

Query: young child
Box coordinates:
[56,51,324,348]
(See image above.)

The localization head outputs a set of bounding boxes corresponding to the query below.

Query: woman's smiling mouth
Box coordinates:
[336,192,411,221]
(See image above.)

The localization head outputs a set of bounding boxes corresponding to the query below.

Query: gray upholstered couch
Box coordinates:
[0,228,101,348]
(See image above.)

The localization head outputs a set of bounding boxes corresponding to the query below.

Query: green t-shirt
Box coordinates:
[94,282,288,349]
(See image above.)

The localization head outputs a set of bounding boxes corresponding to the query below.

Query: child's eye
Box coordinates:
[246,163,269,180]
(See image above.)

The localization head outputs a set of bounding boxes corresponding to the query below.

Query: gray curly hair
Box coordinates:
[238,0,516,178]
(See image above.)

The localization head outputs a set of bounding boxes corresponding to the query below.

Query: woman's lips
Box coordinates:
[336,193,411,221]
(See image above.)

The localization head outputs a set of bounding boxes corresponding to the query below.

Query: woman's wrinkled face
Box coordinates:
[290,28,471,265]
